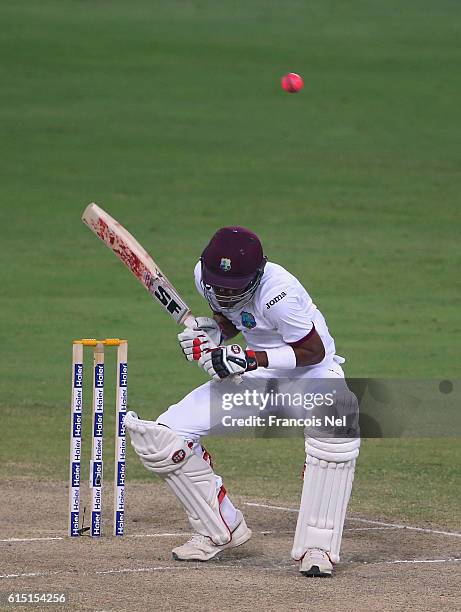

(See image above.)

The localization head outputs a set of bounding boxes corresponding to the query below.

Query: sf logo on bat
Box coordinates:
[153,284,184,319]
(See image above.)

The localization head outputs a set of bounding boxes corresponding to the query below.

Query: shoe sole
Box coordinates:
[172,551,209,562]
[172,529,252,562]
[300,564,332,577]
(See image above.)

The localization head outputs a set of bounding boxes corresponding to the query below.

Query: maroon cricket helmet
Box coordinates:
[201,226,265,289]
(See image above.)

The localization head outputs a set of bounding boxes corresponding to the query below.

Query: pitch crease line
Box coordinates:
[383,558,461,565]
[0,536,64,543]
[95,566,189,575]
[0,533,191,544]
[0,530,278,545]
[129,532,192,539]
[244,502,461,538]
[346,527,396,532]
[3,559,461,580]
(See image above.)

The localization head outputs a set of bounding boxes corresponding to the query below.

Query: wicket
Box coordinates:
[69,338,128,537]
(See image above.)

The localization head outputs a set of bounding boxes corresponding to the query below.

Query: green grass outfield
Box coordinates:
[0,1,459,528]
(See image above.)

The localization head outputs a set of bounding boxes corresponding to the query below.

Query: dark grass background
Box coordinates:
[0,1,460,527]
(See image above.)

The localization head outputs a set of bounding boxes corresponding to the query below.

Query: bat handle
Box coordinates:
[183,315,243,385]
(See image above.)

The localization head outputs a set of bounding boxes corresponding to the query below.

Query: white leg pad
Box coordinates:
[124,411,231,545]
[291,436,360,563]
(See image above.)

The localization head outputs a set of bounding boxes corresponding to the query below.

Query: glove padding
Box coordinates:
[193,316,222,345]
[199,344,258,381]
[178,317,222,362]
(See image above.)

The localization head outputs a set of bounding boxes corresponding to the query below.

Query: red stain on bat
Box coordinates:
[93,218,151,289]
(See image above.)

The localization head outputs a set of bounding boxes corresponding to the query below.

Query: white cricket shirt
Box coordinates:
[194,261,337,375]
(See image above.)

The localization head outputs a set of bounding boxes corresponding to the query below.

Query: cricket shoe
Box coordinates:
[172,511,251,561]
[300,548,333,577]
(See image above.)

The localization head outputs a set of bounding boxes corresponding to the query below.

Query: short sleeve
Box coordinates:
[264,290,316,344]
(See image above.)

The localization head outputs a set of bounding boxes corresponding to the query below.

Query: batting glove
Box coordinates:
[178,329,215,362]
[192,316,222,346]
[178,317,223,362]
[199,345,258,381]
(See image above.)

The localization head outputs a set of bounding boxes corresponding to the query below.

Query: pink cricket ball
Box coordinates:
[281,72,304,93]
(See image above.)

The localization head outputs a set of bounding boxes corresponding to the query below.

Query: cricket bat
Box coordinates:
[82,203,242,382]
[82,203,195,327]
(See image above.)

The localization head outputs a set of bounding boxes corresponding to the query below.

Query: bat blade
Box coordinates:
[82,203,194,326]
[82,203,242,383]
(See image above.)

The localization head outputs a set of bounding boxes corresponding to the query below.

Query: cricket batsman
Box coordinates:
[125,226,360,577]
